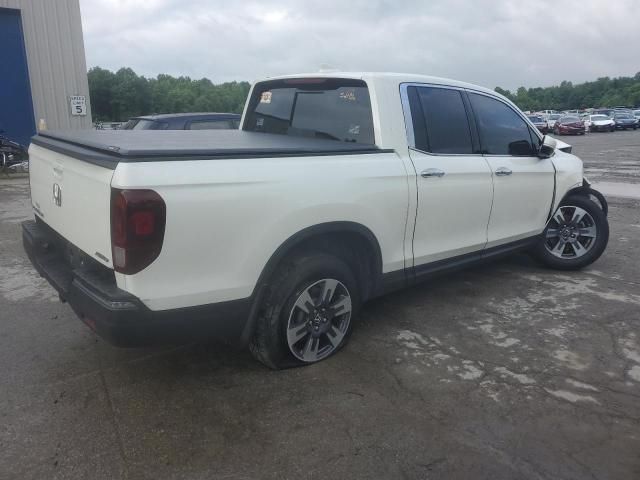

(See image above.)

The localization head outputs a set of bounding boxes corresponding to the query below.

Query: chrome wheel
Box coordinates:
[545,205,597,259]
[286,278,352,363]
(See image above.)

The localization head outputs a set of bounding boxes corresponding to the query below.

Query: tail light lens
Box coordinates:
[110,188,166,274]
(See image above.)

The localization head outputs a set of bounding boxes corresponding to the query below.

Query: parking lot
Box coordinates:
[1,131,639,480]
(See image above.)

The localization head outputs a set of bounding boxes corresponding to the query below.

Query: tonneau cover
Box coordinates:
[32,130,386,169]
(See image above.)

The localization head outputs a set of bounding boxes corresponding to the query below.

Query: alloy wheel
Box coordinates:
[545,206,597,259]
[286,278,352,362]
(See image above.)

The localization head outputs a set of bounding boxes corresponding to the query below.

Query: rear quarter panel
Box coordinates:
[111,152,409,310]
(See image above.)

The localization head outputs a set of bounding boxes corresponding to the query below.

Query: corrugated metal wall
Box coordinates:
[0,0,92,130]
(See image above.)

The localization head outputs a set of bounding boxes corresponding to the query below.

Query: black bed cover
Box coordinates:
[31,130,387,169]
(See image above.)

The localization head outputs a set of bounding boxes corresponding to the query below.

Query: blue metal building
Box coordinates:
[0,0,92,147]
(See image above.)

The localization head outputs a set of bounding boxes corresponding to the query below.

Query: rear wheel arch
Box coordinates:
[254,222,384,300]
[240,222,384,345]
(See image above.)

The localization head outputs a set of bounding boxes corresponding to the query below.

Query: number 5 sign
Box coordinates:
[69,95,87,116]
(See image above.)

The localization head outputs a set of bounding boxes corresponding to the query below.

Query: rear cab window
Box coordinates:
[243,78,375,144]
[189,119,238,130]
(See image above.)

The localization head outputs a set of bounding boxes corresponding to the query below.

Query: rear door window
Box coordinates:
[244,78,375,144]
[409,86,474,154]
[468,93,536,156]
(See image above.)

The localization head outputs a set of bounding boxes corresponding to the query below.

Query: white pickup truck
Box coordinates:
[23,73,609,369]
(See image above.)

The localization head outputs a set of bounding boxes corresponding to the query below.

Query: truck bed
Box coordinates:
[32,130,387,169]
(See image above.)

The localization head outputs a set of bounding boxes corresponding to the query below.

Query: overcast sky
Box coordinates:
[80,0,639,91]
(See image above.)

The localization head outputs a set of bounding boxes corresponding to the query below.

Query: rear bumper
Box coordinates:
[22,219,252,347]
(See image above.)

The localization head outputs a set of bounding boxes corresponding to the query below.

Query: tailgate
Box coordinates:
[28,143,115,268]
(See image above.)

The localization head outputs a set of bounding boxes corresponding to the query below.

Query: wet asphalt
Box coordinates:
[0,130,639,479]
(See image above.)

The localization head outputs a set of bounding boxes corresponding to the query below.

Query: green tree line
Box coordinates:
[88,67,251,121]
[496,72,640,112]
[89,67,640,121]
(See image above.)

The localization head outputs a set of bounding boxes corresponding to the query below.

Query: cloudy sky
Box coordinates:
[80,0,639,90]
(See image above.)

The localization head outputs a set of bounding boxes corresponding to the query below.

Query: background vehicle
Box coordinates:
[22,73,609,369]
[527,115,549,134]
[583,114,615,132]
[594,108,615,117]
[634,110,640,125]
[545,113,562,130]
[612,112,637,130]
[553,116,586,135]
[0,132,29,174]
[121,113,241,130]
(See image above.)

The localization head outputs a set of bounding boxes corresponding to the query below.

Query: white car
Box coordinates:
[583,114,615,132]
[545,113,563,130]
[22,73,610,368]
[634,110,640,125]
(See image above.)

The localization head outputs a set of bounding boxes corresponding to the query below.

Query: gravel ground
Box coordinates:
[0,132,639,480]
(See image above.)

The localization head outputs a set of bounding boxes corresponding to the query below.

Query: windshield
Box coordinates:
[615,114,631,119]
[549,114,561,120]
[561,117,580,123]
[591,115,608,120]
[528,116,543,122]
[243,78,375,144]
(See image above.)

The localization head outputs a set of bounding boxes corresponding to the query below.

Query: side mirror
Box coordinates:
[538,135,557,159]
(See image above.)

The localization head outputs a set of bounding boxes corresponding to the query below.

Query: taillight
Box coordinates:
[110,188,166,274]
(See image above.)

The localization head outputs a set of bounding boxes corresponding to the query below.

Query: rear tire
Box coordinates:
[533,195,609,270]
[250,252,360,369]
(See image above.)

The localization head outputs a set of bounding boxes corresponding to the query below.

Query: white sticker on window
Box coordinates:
[349,124,360,135]
[260,91,272,104]
[340,90,356,102]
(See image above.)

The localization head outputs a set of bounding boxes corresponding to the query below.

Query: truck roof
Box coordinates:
[132,112,240,121]
[260,72,500,98]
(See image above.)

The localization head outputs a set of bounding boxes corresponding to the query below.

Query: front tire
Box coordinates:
[533,195,609,270]
[250,252,359,369]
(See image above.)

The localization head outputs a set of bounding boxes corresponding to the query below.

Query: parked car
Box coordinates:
[553,116,586,135]
[594,108,615,118]
[612,113,637,130]
[0,131,29,173]
[23,72,609,368]
[545,113,562,130]
[527,115,549,134]
[583,114,615,132]
[121,113,241,130]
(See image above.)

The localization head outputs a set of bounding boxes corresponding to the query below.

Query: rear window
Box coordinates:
[189,119,239,130]
[243,78,375,144]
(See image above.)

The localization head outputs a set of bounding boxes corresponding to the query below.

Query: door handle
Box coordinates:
[495,167,512,176]
[421,168,445,178]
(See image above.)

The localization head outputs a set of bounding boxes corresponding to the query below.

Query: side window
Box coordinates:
[189,120,234,130]
[409,86,473,154]
[469,93,535,156]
